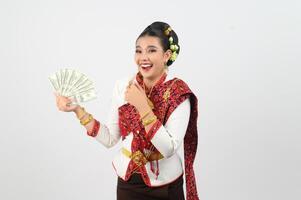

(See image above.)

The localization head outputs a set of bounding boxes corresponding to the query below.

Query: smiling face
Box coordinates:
[135,35,171,82]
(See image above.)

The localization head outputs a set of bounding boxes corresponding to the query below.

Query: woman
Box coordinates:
[55,21,199,200]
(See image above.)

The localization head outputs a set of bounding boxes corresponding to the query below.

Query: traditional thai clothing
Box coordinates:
[91,72,199,200]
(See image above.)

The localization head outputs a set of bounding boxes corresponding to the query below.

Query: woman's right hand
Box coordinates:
[54,92,79,112]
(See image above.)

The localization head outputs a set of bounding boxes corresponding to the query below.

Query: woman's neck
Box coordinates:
[143,71,166,90]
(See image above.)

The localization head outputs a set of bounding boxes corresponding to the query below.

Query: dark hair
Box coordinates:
[137,21,180,66]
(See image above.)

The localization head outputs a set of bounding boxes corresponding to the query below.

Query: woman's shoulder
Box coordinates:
[164,76,195,103]
[166,75,191,91]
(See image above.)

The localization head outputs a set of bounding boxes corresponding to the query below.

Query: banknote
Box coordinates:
[49,68,97,105]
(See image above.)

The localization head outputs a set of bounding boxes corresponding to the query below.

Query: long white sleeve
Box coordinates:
[146,98,191,158]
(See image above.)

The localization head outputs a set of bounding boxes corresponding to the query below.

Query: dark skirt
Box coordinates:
[117,173,185,200]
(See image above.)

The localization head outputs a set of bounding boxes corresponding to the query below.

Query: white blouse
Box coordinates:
[95,73,191,186]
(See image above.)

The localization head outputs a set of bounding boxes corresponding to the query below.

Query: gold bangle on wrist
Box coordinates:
[140,109,152,121]
[79,113,89,121]
[142,115,157,126]
[80,114,93,126]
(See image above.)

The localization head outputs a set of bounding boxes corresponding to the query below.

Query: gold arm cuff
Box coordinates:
[140,109,152,121]
[142,115,157,126]
[80,114,93,126]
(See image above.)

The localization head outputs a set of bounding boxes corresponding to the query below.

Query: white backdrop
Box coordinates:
[0,0,300,199]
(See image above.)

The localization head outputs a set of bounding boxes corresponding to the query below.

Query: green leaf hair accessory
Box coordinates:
[169,37,173,44]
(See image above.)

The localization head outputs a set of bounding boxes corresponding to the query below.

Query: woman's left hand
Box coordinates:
[125,82,149,113]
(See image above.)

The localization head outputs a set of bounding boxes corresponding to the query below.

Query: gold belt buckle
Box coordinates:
[131,150,147,167]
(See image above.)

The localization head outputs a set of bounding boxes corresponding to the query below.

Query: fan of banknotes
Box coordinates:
[48,68,97,105]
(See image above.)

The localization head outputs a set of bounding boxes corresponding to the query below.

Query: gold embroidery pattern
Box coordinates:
[163,78,179,102]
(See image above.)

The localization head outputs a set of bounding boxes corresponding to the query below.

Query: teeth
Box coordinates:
[141,64,152,68]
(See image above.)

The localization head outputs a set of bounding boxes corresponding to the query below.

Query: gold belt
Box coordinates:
[122,147,164,167]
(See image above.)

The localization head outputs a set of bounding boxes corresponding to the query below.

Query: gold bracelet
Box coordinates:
[140,109,152,120]
[80,114,93,126]
[79,112,89,121]
[142,115,157,127]
[76,107,86,119]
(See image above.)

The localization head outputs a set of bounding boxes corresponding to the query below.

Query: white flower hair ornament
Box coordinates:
[164,28,179,62]
[169,37,178,62]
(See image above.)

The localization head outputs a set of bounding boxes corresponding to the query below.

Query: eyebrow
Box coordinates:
[136,45,159,49]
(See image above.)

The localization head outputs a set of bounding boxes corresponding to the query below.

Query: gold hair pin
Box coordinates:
[164,27,172,36]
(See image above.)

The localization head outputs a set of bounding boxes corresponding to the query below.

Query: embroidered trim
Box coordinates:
[87,119,100,137]
[145,120,162,141]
